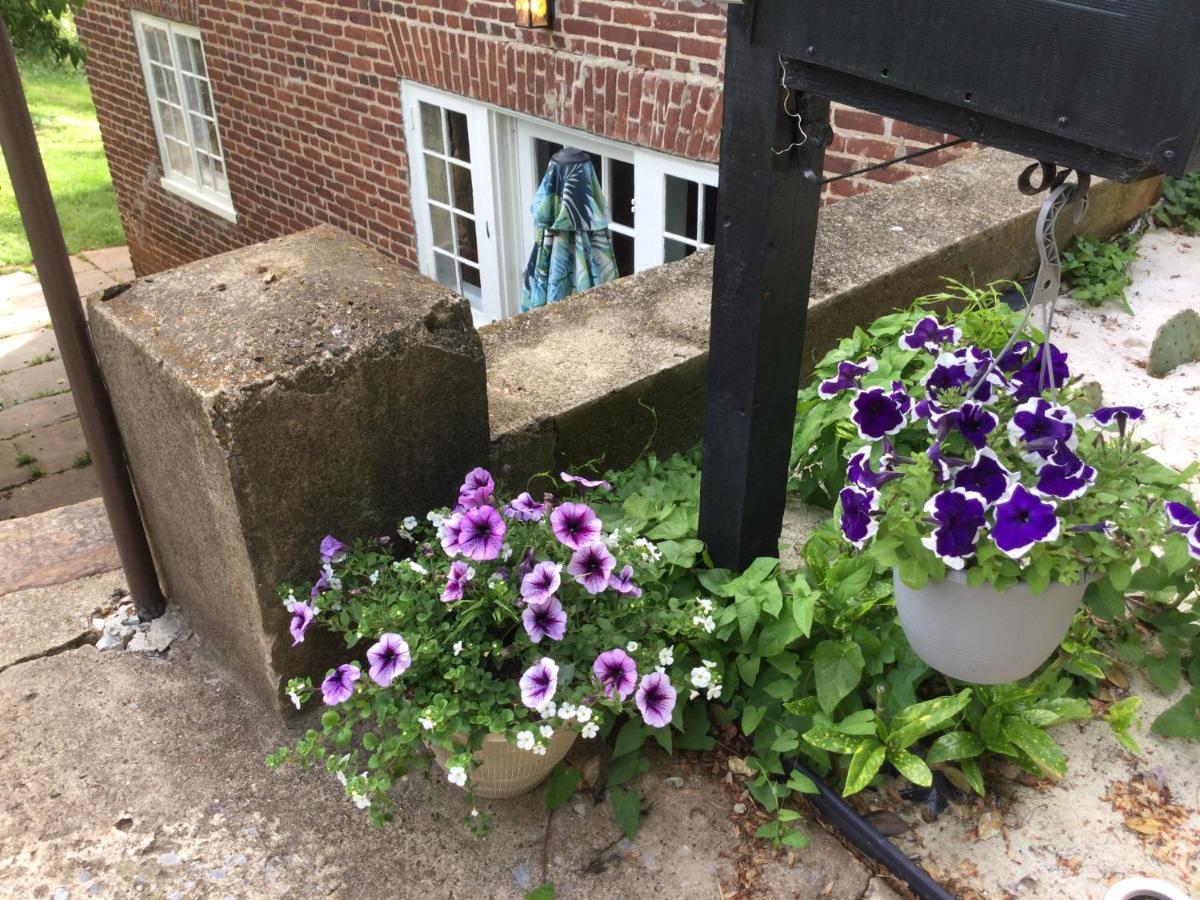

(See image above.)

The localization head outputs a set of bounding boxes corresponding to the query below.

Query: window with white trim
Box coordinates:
[401,83,719,323]
[133,12,235,221]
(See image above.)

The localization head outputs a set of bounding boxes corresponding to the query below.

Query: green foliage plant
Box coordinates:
[2,0,85,67]
[1154,171,1200,235]
[1061,234,1138,313]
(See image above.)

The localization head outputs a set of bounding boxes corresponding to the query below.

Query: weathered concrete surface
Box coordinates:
[0,498,119,594]
[0,580,895,900]
[0,570,121,673]
[483,148,1161,483]
[89,226,491,707]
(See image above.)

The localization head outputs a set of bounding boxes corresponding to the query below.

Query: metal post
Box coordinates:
[699,1,829,569]
[0,21,165,618]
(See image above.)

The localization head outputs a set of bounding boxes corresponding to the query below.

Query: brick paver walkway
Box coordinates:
[0,247,133,519]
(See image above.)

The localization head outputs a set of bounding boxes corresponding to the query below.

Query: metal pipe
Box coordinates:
[0,21,165,619]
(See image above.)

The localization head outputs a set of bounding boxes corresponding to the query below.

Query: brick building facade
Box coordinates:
[76,0,971,322]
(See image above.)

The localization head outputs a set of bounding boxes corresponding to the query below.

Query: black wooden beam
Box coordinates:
[699,3,829,570]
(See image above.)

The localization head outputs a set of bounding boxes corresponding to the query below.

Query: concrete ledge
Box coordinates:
[484,148,1161,482]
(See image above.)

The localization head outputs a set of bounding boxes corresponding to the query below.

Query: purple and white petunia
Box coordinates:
[992,484,1060,559]
[953,448,1015,506]
[1009,343,1070,401]
[889,381,914,417]
[457,506,507,561]
[839,486,880,549]
[520,658,560,709]
[900,316,962,352]
[609,564,643,598]
[522,596,568,643]
[846,446,902,490]
[561,471,612,491]
[1091,406,1145,427]
[521,560,562,605]
[593,648,638,700]
[550,502,602,550]
[321,663,361,705]
[320,535,348,564]
[456,467,495,509]
[366,633,411,687]
[952,402,999,449]
[927,441,967,484]
[1034,446,1097,501]
[850,387,908,441]
[439,513,464,558]
[1165,501,1200,532]
[441,560,473,603]
[635,671,677,729]
[1008,398,1077,462]
[567,542,617,594]
[922,353,973,399]
[817,357,878,399]
[996,340,1033,374]
[289,601,316,646]
[504,492,548,522]
[921,488,988,570]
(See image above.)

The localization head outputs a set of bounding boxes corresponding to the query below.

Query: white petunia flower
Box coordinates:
[575,706,592,724]
[516,730,536,751]
[447,766,468,788]
[690,666,713,689]
[369,569,379,585]
[697,597,713,612]
[581,721,599,739]
[427,510,445,528]
[287,689,302,710]
[626,641,639,653]
[408,561,428,575]
[453,641,464,657]
[402,516,419,531]
[532,744,547,756]
[659,647,674,667]
[707,684,723,701]
[557,702,576,720]
[540,724,555,739]
[537,699,557,719]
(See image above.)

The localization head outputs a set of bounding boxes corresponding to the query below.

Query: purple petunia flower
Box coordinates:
[1034,446,1097,501]
[457,467,495,510]
[1165,501,1200,531]
[846,446,902,490]
[522,596,568,643]
[992,484,1060,559]
[850,387,907,441]
[561,471,612,491]
[923,353,972,399]
[551,502,602,550]
[366,633,411,687]
[321,663,361,705]
[505,492,548,522]
[441,560,473,602]
[593,648,638,700]
[320,535,348,564]
[953,402,999,449]
[609,564,643,597]
[1008,398,1077,462]
[997,340,1033,374]
[1009,343,1070,401]
[889,381,914,417]
[521,561,562,606]
[457,506,506,561]
[1091,406,1145,427]
[289,601,316,646]
[515,546,538,582]
[519,657,559,709]
[817,357,878,400]
[439,513,464,558]
[900,316,962,352]
[839,486,880,549]
[921,488,988,570]
[568,542,617,594]
[927,441,967,484]
[310,571,329,600]
[953,448,1015,505]
[635,671,677,729]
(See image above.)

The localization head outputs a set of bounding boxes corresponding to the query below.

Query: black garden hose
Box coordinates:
[784,758,957,900]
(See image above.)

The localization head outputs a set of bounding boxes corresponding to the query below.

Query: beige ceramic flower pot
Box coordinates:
[430,728,578,800]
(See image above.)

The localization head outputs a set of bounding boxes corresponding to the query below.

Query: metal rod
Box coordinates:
[807,138,968,186]
[0,21,165,619]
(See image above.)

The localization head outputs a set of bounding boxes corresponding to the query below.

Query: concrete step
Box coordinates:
[0,496,118,596]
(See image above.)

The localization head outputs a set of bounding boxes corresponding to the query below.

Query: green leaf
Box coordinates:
[737,654,761,687]
[735,591,762,643]
[802,724,860,754]
[1151,691,1200,739]
[545,764,581,811]
[754,820,780,840]
[790,575,816,638]
[1146,650,1182,695]
[1105,696,1142,755]
[1002,719,1067,779]
[613,721,647,759]
[835,709,879,736]
[676,700,716,751]
[1108,561,1132,591]
[843,739,886,796]
[887,747,933,787]
[1164,534,1193,575]
[756,615,804,658]
[780,827,811,849]
[887,689,973,749]
[609,787,642,840]
[525,884,556,900]
[1084,579,1124,620]
[742,705,767,736]
[812,640,865,715]
[960,758,985,796]
[925,731,984,765]
[606,751,649,787]
[787,770,819,795]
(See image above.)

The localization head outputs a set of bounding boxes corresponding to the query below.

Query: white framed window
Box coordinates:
[401,82,719,323]
[132,12,235,221]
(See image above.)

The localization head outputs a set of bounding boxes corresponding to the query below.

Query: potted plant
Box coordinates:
[826,315,1200,683]
[268,468,720,826]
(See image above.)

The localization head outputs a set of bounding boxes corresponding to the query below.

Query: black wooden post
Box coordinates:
[699,3,829,570]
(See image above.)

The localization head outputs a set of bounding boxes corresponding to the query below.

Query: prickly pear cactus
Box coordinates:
[1148,309,1200,377]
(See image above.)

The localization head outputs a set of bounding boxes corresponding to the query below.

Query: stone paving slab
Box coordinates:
[0,464,102,519]
[0,305,52,340]
[0,441,34,490]
[0,391,76,440]
[0,327,57,375]
[0,355,68,407]
[80,246,132,275]
[0,497,118,595]
[0,570,123,673]
[11,417,88,475]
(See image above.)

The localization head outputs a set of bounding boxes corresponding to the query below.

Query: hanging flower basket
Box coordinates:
[428,729,578,800]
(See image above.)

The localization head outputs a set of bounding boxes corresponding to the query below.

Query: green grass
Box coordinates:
[0,57,125,271]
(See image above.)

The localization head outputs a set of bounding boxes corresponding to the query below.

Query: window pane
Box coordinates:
[165,138,194,179]
[665,176,699,240]
[433,252,458,291]
[151,64,179,104]
[665,238,695,264]
[456,215,479,264]
[212,157,228,194]
[430,205,454,252]
[174,33,195,74]
[460,262,481,292]
[182,73,214,118]
[610,160,634,228]
[535,139,561,177]
[182,36,207,78]
[613,231,635,278]
[449,162,474,214]
[190,114,216,155]
[157,101,187,142]
[424,155,449,204]
[419,103,444,154]
[702,185,719,247]
[446,111,471,162]
[143,25,171,64]
[196,151,215,189]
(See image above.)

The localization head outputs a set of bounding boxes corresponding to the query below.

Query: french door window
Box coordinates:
[401,83,719,323]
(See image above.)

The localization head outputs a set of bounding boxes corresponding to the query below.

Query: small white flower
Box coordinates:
[659,647,674,667]
[392,561,403,571]
[703,659,717,669]
[557,702,576,720]
[516,730,536,751]
[697,597,713,612]
[352,793,371,809]
[466,567,476,579]
[537,699,557,719]
[690,666,713,689]
[488,571,505,586]
[581,722,599,739]
[369,569,380,585]
[532,744,547,756]
[453,641,464,657]
[470,808,479,817]
[447,766,468,788]
[501,543,512,561]
[287,690,302,710]
[605,530,621,548]
[335,770,348,787]
[322,562,342,591]
[626,641,639,653]
[701,615,716,634]
[419,714,436,731]
[689,689,699,700]
[540,724,555,739]
[575,706,592,724]
[402,516,419,531]
[707,684,723,701]
[283,592,298,612]
[655,666,666,675]
[408,561,428,575]
[427,510,445,527]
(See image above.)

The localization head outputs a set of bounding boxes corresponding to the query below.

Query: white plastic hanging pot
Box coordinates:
[892,569,1088,684]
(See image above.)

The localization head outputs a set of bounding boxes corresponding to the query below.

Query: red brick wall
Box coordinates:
[75,0,971,276]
